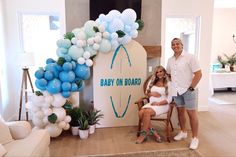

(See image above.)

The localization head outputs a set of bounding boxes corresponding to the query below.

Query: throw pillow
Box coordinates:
[0,118,13,144]
[0,144,7,156]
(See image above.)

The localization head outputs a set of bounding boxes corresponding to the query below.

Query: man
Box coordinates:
[166,38,202,149]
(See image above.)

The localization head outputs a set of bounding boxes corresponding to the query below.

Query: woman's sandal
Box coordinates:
[149,128,162,143]
[135,130,148,144]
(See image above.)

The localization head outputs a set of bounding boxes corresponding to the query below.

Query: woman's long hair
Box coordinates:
[146,66,169,96]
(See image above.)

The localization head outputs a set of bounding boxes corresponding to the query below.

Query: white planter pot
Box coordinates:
[71,126,79,136]
[89,124,96,134]
[79,129,89,139]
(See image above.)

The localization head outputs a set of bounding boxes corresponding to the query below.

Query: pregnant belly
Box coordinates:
[149,96,164,103]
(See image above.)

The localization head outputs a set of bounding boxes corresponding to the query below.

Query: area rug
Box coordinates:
[80,148,203,157]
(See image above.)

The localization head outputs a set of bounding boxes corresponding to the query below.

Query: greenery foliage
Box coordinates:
[67,107,81,127]
[217,53,236,67]
[85,109,104,125]
[78,112,89,130]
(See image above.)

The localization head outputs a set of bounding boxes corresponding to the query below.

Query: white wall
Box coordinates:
[211,9,236,63]
[161,0,215,111]
[2,0,65,120]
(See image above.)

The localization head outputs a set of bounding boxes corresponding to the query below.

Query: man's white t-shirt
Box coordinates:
[166,52,200,96]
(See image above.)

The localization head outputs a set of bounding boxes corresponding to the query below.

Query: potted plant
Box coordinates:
[85,108,104,134]
[224,53,236,71]
[78,112,89,139]
[67,107,81,136]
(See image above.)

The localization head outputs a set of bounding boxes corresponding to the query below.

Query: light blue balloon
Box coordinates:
[108,10,121,18]
[99,39,112,53]
[85,46,97,56]
[45,63,59,78]
[59,71,75,82]
[84,20,97,37]
[35,80,46,90]
[44,71,54,80]
[56,50,66,58]
[68,45,84,60]
[64,55,72,62]
[61,39,71,49]
[75,64,90,80]
[62,62,73,71]
[56,65,63,72]
[38,78,48,87]
[46,78,61,94]
[61,82,71,91]
[46,58,55,64]
[62,91,71,98]
[57,47,68,54]
[71,61,76,70]
[108,18,124,33]
[71,83,78,92]
[35,69,44,79]
[56,39,64,47]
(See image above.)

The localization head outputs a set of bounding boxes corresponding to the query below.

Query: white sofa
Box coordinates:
[0,116,50,157]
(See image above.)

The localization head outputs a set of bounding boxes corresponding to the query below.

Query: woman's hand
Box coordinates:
[151,102,159,106]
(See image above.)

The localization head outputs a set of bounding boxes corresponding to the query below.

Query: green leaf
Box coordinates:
[136,19,144,31]
[93,26,99,33]
[76,80,83,87]
[35,91,43,96]
[116,30,126,38]
[64,32,75,40]
[57,57,66,66]
[48,113,57,124]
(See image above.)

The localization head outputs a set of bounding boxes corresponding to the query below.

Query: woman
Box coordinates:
[135,65,172,144]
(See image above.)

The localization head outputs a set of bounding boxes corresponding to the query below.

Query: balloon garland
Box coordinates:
[29,8,144,137]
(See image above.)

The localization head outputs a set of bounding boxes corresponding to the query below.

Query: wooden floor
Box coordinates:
[49,103,236,157]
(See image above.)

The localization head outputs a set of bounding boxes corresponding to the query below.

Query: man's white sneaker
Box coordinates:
[174,131,187,141]
[189,137,199,150]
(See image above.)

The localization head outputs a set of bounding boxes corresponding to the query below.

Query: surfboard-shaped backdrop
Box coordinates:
[93,40,146,127]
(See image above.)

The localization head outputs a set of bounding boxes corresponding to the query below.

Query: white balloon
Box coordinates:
[98,25,105,32]
[102,31,110,39]
[85,59,93,67]
[32,95,44,105]
[52,94,66,108]
[130,30,138,38]
[64,123,70,130]
[87,38,94,45]
[43,116,49,124]
[111,33,118,40]
[94,35,102,43]
[36,110,44,118]
[95,32,102,37]
[108,10,121,18]
[76,40,84,48]
[32,116,45,128]
[42,91,50,96]
[71,37,77,45]
[77,57,86,65]
[31,105,40,113]
[42,102,50,109]
[76,31,87,40]
[45,124,62,137]
[83,51,91,59]
[64,115,72,123]
[58,121,66,129]
[53,108,66,122]
[93,43,100,50]
[45,95,54,104]
[44,108,53,116]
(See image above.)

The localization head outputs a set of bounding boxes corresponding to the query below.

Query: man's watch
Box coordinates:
[188,87,194,91]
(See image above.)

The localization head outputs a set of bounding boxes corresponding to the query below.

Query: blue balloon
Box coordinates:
[75,64,90,80]
[44,71,54,80]
[56,65,63,72]
[35,80,46,90]
[61,82,71,91]
[45,63,59,78]
[35,69,44,79]
[62,62,73,71]
[38,78,48,87]
[46,58,55,64]
[71,61,76,70]
[46,78,61,94]
[62,91,71,98]
[71,83,78,92]
[59,71,75,82]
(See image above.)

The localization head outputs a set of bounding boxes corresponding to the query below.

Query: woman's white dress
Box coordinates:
[142,86,170,116]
